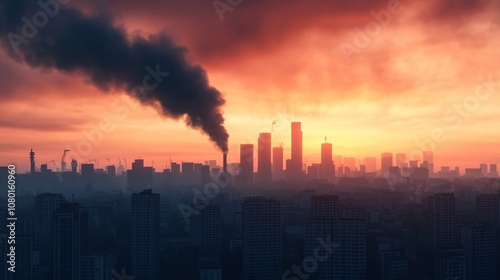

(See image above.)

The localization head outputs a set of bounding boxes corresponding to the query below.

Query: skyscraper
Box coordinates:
[272,146,284,181]
[363,157,377,173]
[311,195,339,220]
[243,197,281,280]
[321,143,335,182]
[127,159,153,191]
[332,219,366,280]
[381,153,393,177]
[423,150,434,175]
[239,144,254,186]
[131,189,160,280]
[289,122,303,181]
[476,194,500,226]
[460,224,497,280]
[422,193,457,248]
[34,193,66,245]
[257,133,272,184]
[53,203,89,280]
[30,148,35,173]
[395,153,407,168]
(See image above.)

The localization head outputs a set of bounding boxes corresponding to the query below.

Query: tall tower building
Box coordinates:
[53,203,89,280]
[243,197,281,280]
[239,144,254,186]
[395,153,407,168]
[423,150,434,175]
[320,142,335,182]
[127,159,153,191]
[272,146,284,181]
[422,193,457,248]
[131,189,160,280]
[305,195,339,279]
[460,224,497,280]
[257,133,272,184]
[476,194,500,226]
[30,149,36,174]
[311,195,339,220]
[381,153,393,177]
[332,219,366,280]
[33,193,65,279]
[290,122,303,181]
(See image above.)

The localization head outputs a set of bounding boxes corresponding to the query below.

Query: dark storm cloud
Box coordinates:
[80,0,498,61]
[0,0,229,152]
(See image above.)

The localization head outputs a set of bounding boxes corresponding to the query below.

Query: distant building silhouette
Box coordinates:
[127,159,153,191]
[320,143,335,182]
[243,197,281,280]
[381,152,393,177]
[288,122,303,182]
[131,189,160,280]
[272,146,284,181]
[239,144,254,186]
[257,133,272,184]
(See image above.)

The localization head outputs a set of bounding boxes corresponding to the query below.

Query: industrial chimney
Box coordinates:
[223,153,228,173]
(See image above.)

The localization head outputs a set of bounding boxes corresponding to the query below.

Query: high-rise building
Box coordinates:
[272,146,284,181]
[490,164,498,177]
[311,195,339,220]
[239,144,254,185]
[80,253,114,280]
[33,193,65,279]
[34,193,66,245]
[289,122,303,181]
[30,149,36,173]
[131,189,160,280]
[191,205,223,280]
[381,153,393,177]
[320,143,335,182]
[127,159,153,191]
[332,219,366,280]
[422,193,457,248]
[476,194,500,226]
[53,203,89,280]
[460,224,497,280]
[243,197,281,280]
[171,162,181,176]
[363,157,377,173]
[395,153,407,168]
[423,150,434,175]
[191,204,222,254]
[435,248,465,280]
[305,196,339,280]
[257,133,272,184]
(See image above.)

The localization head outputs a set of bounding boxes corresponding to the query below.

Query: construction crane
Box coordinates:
[61,149,70,172]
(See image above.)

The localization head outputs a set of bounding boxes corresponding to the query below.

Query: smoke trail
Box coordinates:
[0,0,229,152]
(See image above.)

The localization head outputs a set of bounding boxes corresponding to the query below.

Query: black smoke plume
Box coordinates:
[0,0,229,152]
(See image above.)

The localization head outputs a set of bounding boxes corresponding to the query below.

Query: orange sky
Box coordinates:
[1,0,499,173]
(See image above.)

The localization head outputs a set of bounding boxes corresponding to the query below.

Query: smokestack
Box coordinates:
[223,153,228,173]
